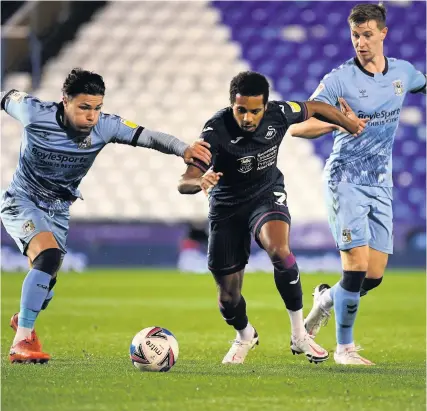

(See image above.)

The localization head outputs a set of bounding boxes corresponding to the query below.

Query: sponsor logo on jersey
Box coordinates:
[22,220,35,234]
[202,126,213,132]
[392,79,404,96]
[342,229,352,244]
[120,118,138,129]
[264,125,277,140]
[309,83,324,101]
[237,156,255,173]
[257,145,278,170]
[31,147,90,165]
[285,101,302,113]
[357,108,400,120]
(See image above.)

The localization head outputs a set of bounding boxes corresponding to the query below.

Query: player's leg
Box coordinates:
[1,193,64,362]
[320,182,373,364]
[10,251,62,335]
[16,232,62,340]
[361,190,393,296]
[249,192,328,363]
[305,182,374,364]
[361,248,388,296]
[257,220,303,336]
[331,245,373,364]
[9,232,62,363]
[214,269,259,364]
[208,217,258,364]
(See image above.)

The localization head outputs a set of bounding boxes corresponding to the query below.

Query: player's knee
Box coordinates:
[340,270,366,293]
[270,248,295,272]
[366,266,385,279]
[218,290,241,308]
[360,276,383,296]
[341,248,369,271]
[266,244,291,263]
[32,248,63,276]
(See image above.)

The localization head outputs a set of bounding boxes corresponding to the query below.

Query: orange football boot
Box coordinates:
[9,338,50,364]
[10,313,42,351]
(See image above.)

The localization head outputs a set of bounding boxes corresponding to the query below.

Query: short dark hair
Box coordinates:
[62,68,105,97]
[348,3,387,30]
[229,71,269,105]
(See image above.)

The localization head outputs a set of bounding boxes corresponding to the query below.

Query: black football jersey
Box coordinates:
[192,101,308,218]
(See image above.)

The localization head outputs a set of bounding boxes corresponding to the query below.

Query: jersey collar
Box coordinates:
[56,102,67,130]
[354,56,388,77]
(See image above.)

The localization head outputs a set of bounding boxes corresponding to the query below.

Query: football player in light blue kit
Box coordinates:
[1,68,211,363]
[289,3,426,365]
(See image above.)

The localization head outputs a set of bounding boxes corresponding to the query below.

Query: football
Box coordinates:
[129,327,179,372]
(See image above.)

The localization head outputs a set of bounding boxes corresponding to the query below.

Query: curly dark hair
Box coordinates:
[348,3,387,29]
[62,68,105,97]
[229,71,270,105]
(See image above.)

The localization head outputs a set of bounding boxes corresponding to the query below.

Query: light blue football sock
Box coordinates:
[18,269,51,329]
[329,282,360,345]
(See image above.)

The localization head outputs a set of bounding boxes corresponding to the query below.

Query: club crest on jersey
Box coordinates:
[237,156,255,173]
[22,220,35,234]
[392,80,404,96]
[264,125,277,140]
[342,229,352,244]
[78,136,92,149]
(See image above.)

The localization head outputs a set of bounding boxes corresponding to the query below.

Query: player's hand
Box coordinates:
[338,97,369,136]
[200,169,223,196]
[184,140,211,166]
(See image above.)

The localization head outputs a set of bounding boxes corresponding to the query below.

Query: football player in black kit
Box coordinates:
[178,71,367,365]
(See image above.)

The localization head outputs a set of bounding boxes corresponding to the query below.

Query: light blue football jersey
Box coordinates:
[1,90,187,211]
[311,57,426,187]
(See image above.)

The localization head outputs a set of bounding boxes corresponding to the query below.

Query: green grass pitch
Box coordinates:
[1,270,425,411]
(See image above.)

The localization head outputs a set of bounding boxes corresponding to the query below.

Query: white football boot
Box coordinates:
[290,333,329,363]
[304,284,332,337]
[222,329,259,364]
[334,346,375,365]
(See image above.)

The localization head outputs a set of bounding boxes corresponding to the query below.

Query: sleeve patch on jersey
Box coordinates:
[9,91,27,103]
[309,83,325,101]
[285,101,302,113]
[120,118,139,129]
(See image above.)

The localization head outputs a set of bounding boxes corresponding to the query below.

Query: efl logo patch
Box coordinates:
[9,91,27,103]
[392,80,404,96]
[342,229,352,244]
[237,156,255,173]
[22,220,35,234]
[286,101,302,113]
[121,118,138,129]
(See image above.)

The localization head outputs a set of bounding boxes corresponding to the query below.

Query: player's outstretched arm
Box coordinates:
[289,98,365,138]
[178,165,222,196]
[287,118,340,139]
[134,128,211,165]
[304,100,367,136]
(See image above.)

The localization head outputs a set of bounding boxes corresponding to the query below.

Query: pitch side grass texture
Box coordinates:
[2,270,425,411]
